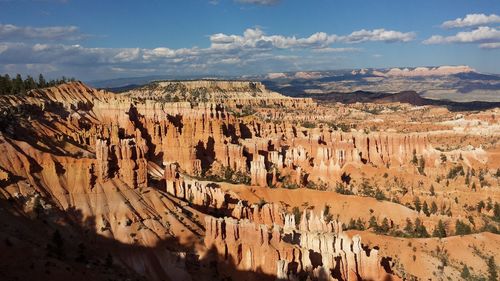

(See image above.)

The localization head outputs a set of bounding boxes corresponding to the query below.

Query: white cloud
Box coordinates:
[113,48,141,62]
[312,47,361,53]
[235,0,280,5]
[480,42,500,49]
[0,44,9,54]
[209,28,337,50]
[209,27,413,51]
[424,26,500,44]
[218,58,241,64]
[0,26,416,80]
[340,29,416,43]
[441,13,500,29]
[0,23,82,40]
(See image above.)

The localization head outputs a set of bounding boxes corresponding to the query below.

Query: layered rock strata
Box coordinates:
[204,210,398,281]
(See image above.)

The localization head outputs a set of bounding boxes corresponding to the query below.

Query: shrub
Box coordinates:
[283,182,300,189]
[413,196,422,212]
[447,165,464,179]
[477,200,485,213]
[374,188,387,201]
[440,154,447,163]
[323,204,333,222]
[487,256,498,281]
[327,122,351,132]
[455,220,472,235]
[306,180,328,191]
[335,183,354,195]
[414,218,430,238]
[493,203,500,222]
[33,196,44,217]
[257,199,267,208]
[411,150,418,165]
[347,218,366,231]
[359,178,375,197]
[433,220,447,238]
[481,223,499,234]
[376,218,391,234]
[461,265,473,280]
[430,201,438,214]
[417,157,426,175]
[301,121,316,129]
[369,216,378,229]
[422,201,430,216]
[404,218,414,235]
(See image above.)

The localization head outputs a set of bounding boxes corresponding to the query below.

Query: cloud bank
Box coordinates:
[441,13,500,29]
[235,0,280,5]
[0,25,415,80]
[424,13,500,48]
[424,26,500,44]
[0,23,82,40]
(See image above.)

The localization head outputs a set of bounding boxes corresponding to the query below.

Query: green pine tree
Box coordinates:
[422,201,430,216]
[433,220,447,238]
[460,265,471,280]
[38,73,46,88]
[455,220,472,235]
[369,216,378,229]
[430,201,438,214]
[404,218,414,236]
[414,218,429,238]
[414,196,422,212]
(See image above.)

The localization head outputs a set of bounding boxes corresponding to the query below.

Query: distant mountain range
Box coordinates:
[89,65,500,103]
[260,66,500,103]
[264,65,479,79]
[302,90,500,111]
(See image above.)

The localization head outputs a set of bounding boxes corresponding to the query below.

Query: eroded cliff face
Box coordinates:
[203,211,397,281]
[126,80,314,109]
[56,81,442,192]
[0,81,497,281]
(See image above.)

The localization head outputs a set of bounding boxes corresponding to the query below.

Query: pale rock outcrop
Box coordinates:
[251,155,268,187]
[165,163,226,209]
[95,137,148,189]
[204,214,398,281]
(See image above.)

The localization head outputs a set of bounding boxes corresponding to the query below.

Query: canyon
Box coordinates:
[0,80,499,281]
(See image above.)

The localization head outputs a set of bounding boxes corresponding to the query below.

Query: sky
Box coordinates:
[0,0,499,81]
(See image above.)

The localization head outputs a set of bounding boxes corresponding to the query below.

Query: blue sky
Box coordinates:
[0,0,499,81]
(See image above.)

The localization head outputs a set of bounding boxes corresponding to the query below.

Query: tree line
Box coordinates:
[0,73,76,95]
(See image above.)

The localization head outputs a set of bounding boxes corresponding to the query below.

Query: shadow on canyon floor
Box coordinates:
[0,193,279,281]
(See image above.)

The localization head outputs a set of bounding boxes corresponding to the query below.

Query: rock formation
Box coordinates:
[203,211,398,281]
[1,81,497,281]
[165,163,226,209]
